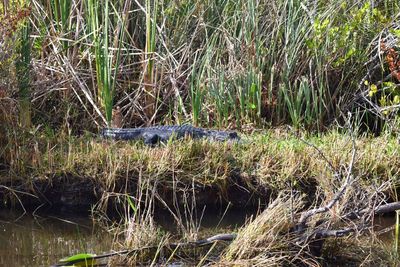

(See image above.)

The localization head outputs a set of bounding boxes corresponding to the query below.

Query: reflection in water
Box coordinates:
[0,207,255,267]
[154,206,257,233]
[0,210,114,267]
[0,209,256,266]
[4,207,391,266]
[374,215,396,244]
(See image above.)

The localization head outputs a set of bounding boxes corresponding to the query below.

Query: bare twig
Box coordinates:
[297,131,357,230]
[51,233,236,266]
[296,135,336,175]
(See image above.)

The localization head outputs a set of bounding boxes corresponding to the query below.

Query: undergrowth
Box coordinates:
[0,0,399,130]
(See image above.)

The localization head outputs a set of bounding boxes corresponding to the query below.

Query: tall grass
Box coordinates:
[86,0,115,125]
[190,55,203,126]
[16,1,32,128]
[143,0,158,121]
[6,0,398,130]
[49,0,71,51]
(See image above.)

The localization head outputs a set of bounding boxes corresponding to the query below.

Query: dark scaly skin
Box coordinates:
[101,125,240,145]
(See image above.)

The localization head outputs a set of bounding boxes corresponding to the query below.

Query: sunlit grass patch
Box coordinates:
[2,129,399,199]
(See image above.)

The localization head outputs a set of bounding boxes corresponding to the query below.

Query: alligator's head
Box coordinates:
[143,132,162,145]
[211,131,240,142]
[228,132,240,140]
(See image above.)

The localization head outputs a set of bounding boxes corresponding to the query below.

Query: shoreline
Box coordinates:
[1,129,399,265]
[1,129,397,214]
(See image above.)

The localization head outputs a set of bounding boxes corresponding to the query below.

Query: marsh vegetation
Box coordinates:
[1,0,400,266]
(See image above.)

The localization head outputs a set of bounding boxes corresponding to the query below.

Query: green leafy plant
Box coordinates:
[49,0,72,51]
[86,0,116,125]
[57,253,97,266]
[143,0,159,119]
[16,3,32,128]
[281,77,317,129]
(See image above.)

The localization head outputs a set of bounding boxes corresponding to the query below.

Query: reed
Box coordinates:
[86,0,114,124]
[143,0,158,120]
[16,1,31,128]
[189,56,203,126]
[49,0,71,50]
[3,0,400,129]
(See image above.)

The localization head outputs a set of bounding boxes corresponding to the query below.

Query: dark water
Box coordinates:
[0,209,114,267]
[1,207,394,267]
[374,216,397,243]
[0,207,254,267]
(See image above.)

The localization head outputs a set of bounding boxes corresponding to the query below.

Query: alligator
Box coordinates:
[101,125,240,145]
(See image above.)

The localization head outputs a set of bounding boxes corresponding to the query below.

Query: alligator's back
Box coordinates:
[101,125,239,144]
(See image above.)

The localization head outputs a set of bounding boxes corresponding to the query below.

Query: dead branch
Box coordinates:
[308,201,400,240]
[369,201,400,215]
[288,120,400,265]
[51,233,237,266]
[297,132,357,232]
[314,227,355,238]
[291,124,399,257]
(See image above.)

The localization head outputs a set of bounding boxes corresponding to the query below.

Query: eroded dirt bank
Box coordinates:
[0,131,397,214]
[0,171,274,212]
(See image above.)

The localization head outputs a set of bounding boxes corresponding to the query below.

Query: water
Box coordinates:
[374,215,397,243]
[0,207,254,267]
[0,209,114,267]
[1,207,393,267]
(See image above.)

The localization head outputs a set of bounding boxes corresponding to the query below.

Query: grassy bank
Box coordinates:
[1,129,399,207]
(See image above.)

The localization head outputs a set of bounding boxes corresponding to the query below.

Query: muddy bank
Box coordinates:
[0,131,397,214]
[0,171,277,213]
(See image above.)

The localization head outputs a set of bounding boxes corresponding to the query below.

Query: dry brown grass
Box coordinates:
[219,194,310,267]
[320,235,396,267]
[1,129,399,198]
